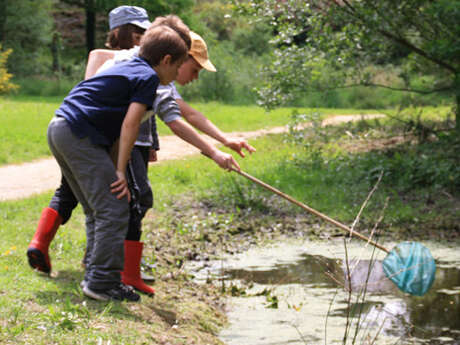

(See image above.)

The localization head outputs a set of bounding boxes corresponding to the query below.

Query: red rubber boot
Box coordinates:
[27,207,62,274]
[121,240,155,296]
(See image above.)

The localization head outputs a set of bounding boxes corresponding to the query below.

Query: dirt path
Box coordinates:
[0,114,384,201]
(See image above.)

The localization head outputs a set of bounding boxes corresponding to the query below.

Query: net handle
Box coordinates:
[232,168,390,254]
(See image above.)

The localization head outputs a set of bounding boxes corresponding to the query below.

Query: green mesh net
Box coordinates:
[382,241,436,296]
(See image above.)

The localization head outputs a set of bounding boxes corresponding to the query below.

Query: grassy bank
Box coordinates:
[148,120,458,238]
[0,193,227,345]
[0,96,376,165]
[0,104,458,344]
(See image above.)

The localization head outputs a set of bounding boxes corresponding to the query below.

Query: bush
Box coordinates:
[194,0,238,41]
[286,64,452,109]
[12,75,81,97]
[0,45,18,94]
[294,86,451,109]
[177,40,269,104]
[12,59,85,97]
[291,111,459,193]
[231,20,272,57]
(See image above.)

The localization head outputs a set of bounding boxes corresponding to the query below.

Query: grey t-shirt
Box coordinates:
[153,82,182,123]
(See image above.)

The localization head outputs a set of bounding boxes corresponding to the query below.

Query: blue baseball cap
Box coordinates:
[109,6,151,30]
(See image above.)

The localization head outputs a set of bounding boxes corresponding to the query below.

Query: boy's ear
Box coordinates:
[160,54,172,65]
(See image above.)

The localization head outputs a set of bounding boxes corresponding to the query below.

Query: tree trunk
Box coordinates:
[456,92,459,133]
[455,74,460,133]
[51,32,61,73]
[85,0,95,53]
[0,0,7,42]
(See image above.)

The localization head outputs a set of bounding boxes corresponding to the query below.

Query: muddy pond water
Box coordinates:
[188,239,460,345]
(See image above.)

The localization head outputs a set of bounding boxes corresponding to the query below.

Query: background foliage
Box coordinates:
[1,0,54,76]
[234,0,459,127]
[0,0,458,115]
[0,44,17,94]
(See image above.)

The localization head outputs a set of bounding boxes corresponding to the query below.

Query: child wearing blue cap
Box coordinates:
[106,6,150,49]
[109,5,150,30]
[47,25,188,302]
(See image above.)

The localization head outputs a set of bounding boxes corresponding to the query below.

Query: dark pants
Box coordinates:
[126,146,153,241]
[48,146,154,241]
[49,176,78,225]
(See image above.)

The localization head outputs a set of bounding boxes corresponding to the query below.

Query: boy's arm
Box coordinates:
[155,85,239,170]
[110,102,147,200]
[84,49,116,79]
[176,99,256,157]
[167,119,239,171]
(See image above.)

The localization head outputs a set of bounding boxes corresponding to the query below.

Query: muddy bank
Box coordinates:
[140,189,458,344]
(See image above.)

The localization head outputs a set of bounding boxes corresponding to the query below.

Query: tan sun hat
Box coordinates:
[189,31,217,72]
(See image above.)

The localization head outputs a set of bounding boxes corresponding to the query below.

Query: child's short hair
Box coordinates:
[149,15,191,50]
[139,25,188,66]
[105,23,145,49]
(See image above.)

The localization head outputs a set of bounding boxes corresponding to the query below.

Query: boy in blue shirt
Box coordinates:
[47,25,188,302]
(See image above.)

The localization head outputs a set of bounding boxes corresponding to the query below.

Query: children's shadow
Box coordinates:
[33,269,142,320]
[34,269,179,326]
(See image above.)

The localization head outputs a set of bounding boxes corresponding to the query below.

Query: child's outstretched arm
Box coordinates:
[110,102,147,200]
[167,118,240,171]
[177,99,256,157]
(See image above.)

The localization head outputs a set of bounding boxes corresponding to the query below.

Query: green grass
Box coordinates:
[149,110,458,230]
[0,194,224,344]
[154,145,430,226]
[0,95,377,165]
[0,98,61,165]
[171,102,375,133]
[149,104,457,234]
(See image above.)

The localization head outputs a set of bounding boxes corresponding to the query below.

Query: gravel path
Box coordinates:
[0,114,384,201]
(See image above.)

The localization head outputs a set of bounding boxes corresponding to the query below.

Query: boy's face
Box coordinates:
[157,55,186,85]
[175,57,203,86]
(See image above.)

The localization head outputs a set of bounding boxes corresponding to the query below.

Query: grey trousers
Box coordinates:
[47,117,129,290]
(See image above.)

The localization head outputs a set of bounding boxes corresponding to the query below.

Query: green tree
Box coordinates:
[235,0,460,130]
[193,0,272,55]
[194,0,238,41]
[0,0,6,42]
[1,0,54,76]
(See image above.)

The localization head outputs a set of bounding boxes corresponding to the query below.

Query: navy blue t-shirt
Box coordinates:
[56,57,159,147]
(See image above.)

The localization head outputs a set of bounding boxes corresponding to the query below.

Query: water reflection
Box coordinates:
[224,253,399,293]
[223,253,337,287]
[221,252,460,344]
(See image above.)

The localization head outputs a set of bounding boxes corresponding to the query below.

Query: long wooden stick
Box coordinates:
[232,168,390,253]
